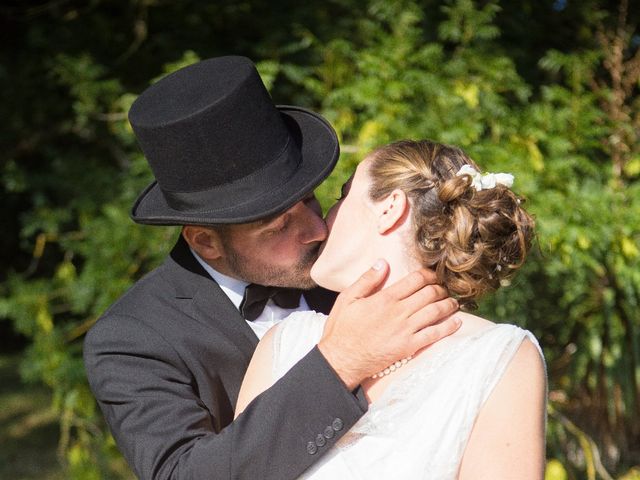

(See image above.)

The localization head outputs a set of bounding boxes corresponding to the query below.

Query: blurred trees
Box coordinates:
[1,0,638,478]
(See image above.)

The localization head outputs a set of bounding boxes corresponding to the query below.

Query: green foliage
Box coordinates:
[2,0,638,478]
[299,1,640,477]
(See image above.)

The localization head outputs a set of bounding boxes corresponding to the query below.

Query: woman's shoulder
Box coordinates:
[453,312,540,345]
[448,315,546,406]
[452,311,496,337]
[454,313,545,375]
[276,310,327,339]
[271,310,328,379]
[272,310,327,348]
[430,312,544,375]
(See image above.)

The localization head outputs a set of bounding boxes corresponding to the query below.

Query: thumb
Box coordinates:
[339,259,389,302]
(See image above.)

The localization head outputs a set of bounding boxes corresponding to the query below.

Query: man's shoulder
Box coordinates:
[84,263,172,341]
[83,242,237,356]
[101,261,174,318]
[97,237,213,320]
[85,243,205,333]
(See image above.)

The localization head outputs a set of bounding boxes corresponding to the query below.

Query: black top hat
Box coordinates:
[128,56,339,225]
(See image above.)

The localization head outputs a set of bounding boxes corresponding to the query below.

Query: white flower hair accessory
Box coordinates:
[455,164,514,191]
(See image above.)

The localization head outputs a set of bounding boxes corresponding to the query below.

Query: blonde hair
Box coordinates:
[367,140,535,309]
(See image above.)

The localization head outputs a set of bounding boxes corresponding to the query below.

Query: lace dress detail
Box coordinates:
[271,311,543,479]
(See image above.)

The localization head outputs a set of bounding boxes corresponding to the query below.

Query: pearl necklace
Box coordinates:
[370,355,413,379]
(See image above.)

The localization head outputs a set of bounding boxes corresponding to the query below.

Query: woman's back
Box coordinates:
[272,311,544,479]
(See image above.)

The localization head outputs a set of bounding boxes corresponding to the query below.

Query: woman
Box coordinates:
[236,140,547,479]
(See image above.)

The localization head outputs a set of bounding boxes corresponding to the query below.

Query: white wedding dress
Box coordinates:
[271,311,543,479]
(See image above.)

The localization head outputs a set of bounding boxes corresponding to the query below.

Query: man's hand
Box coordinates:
[318,259,460,390]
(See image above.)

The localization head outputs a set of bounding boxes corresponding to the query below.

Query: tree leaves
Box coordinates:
[1,0,638,477]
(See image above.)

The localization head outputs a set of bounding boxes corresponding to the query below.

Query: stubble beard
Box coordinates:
[223,243,320,289]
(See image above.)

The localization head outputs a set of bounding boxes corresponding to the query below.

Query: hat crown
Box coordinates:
[128,56,291,193]
[128,56,339,225]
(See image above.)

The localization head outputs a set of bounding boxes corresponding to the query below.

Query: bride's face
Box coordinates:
[311,159,378,291]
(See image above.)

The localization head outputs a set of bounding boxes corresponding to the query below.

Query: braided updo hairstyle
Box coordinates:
[367,140,535,309]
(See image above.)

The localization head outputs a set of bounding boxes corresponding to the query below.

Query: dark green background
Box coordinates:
[1,1,639,478]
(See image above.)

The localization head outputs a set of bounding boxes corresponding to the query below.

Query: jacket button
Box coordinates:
[315,434,326,447]
[332,417,344,431]
[306,441,318,455]
[323,426,335,439]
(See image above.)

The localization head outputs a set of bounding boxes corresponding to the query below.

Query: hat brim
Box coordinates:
[130,106,339,225]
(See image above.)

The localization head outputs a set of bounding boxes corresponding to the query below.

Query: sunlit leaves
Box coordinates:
[2,0,638,478]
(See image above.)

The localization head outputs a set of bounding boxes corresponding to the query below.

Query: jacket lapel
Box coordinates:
[164,237,259,359]
[163,236,336,357]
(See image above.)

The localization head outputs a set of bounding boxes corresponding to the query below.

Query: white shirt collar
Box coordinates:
[191,248,247,310]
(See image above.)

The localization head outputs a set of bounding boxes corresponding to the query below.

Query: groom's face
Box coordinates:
[214,193,328,289]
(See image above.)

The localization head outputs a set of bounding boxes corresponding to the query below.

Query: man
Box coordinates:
[83,56,459,480]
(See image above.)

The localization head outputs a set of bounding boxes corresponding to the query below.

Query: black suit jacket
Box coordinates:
[83,237,366,479]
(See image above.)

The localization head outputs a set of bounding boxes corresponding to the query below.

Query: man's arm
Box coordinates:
[85,261,459,480]
[84,316,365,480]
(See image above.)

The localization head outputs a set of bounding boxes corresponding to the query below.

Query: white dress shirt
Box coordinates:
[190,248,310,339]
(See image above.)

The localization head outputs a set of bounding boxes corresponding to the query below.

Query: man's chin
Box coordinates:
[298,278,319,290]
[280,258,318,290]
[296,262,319,290]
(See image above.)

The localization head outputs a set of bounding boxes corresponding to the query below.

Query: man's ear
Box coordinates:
[377,189,409,234]
[182,226,224,261]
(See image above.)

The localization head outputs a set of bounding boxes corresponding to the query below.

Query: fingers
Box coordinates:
[408,297,460,334]
[339,259,389,301]
[411,313,462,353]
[382,268,440,300]
[401,283,449,315]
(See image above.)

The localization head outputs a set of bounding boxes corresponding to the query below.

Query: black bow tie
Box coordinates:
[240,284,302,321]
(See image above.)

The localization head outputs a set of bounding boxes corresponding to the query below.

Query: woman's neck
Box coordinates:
[378,238,421,289]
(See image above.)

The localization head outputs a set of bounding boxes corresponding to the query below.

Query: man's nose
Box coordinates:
[295,198,328,244]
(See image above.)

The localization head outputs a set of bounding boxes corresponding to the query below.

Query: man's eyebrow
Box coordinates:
[254,215,279,226]
[254,211,288,227]
[254,193,315,226]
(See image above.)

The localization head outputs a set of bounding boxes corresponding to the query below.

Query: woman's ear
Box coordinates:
[182,226,224,261]
[377,189,409,234]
